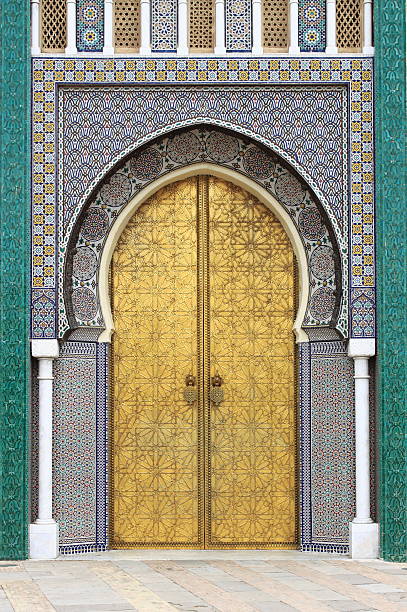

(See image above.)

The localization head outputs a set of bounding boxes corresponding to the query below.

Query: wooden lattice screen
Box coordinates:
[114,0,140,51]
[337,0,362,51]
[189,0,215,52]
[263,0,289,51]
[41,0,67,52]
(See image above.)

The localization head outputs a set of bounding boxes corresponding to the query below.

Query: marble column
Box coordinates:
[29,340,59,560]
[65,0,77,54]
[214,0,226,54]
[31,0,41,54]
[177,0,189,54]
[348,338,379,559]
[252,0,263,54]
[103,0,114,54]
[362,0,374,54]
[289,0,300,54]
[325,0,337,53]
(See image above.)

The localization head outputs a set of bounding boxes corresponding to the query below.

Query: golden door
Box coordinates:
[111,176,297,548]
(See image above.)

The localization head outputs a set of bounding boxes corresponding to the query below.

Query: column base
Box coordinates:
[325,46,338,54]
[349,522,379,559]
[103,46,115,55]
[29,522,59,559]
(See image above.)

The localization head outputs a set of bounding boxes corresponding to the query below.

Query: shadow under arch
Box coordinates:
[64,126,344,341]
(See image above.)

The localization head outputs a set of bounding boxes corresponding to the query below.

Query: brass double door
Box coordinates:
[111,175,297,549]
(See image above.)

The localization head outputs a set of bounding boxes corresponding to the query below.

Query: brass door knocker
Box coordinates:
[210,373,224,406]
[183,374,197,405]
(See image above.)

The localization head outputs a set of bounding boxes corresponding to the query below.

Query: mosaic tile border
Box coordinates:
[31,57,375,340]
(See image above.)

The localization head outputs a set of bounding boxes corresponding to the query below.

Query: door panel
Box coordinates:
[207,177,297,547]
[111,178,203,547]
[111,175,297,549]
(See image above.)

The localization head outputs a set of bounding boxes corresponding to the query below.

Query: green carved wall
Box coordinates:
[0,0,30,559]
[375,1,407,562]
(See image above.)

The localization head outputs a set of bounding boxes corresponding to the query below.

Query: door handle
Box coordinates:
[183,374,197,405]
[210,372,224,406]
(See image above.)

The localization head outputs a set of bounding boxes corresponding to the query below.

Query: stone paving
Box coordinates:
[0,551,406,612]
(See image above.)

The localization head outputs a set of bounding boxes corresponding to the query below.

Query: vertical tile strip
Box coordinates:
[375,0,407,563]
[0,0,29,560]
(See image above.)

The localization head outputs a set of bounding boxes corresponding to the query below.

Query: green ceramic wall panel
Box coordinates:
[0,0,30,559]
[375,1,407,562]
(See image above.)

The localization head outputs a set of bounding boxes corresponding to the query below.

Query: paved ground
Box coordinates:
[0,551,406,612]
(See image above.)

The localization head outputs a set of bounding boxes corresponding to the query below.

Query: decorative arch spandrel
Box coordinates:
[63,127,345,340]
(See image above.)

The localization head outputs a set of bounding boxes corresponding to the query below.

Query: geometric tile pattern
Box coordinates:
[225,0,252,51]
[300,341,355,552]
[299,1,326,51]
[151,0,177,51]
[59,85,346,235]
[66,127,343,337]
[31,57,375,340]
[76,0,104,52]
[51,341,108,553]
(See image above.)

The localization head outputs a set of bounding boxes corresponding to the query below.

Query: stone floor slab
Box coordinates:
[0,554,405,612]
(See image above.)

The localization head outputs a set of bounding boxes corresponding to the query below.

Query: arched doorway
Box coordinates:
[110,175,297,548]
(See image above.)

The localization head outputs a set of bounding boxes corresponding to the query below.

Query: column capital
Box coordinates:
[31,339,59,359]
[348,338,375,358]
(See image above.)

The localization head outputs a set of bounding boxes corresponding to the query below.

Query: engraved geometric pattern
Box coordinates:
[111,176,296,548]
[337,0,362,51]
[189,0,214,51]
[299,1,326,52]
[207,177,297,547]
[66,128,342,340]
[263,0,288,50]
[151,0,178,51]
[41,0,67,52]
[77,0,104,52]
[111,178,200,547]
[225,0,252,51]
[114,0,140,51]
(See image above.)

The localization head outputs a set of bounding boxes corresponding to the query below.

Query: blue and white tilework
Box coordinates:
[31,57,375,340]
[225,0,252,51]
[299,0,326,51]
[76,0,104,52]
[151,0,178,51]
